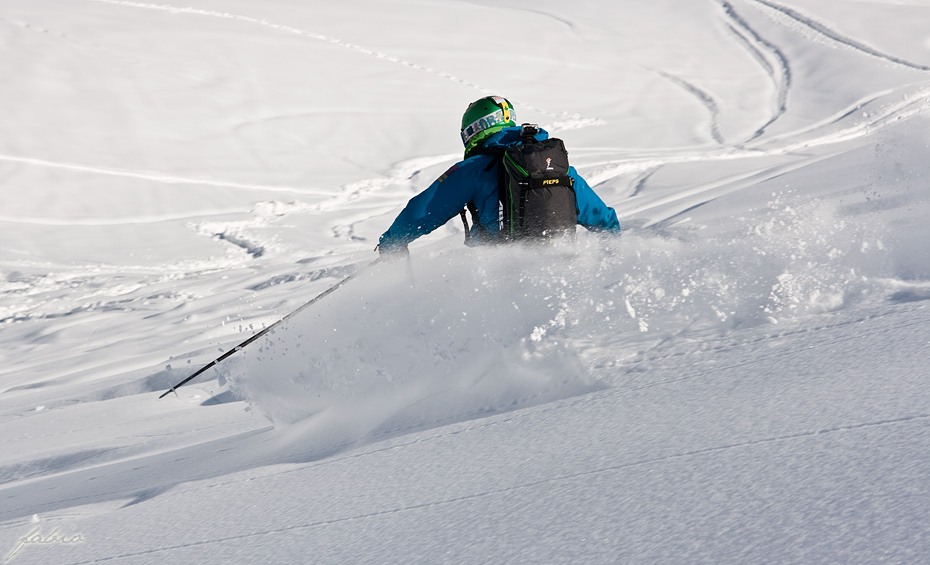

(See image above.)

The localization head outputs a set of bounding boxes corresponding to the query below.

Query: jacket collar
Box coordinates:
[465,126,550,158]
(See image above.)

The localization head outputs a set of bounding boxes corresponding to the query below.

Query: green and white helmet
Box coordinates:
[460,96,516,153]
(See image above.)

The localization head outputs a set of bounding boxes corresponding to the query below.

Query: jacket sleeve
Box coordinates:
[571,167,620,232]
[378,159,483,250]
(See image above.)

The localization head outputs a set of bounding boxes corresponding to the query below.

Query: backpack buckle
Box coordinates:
[520,123,539,139]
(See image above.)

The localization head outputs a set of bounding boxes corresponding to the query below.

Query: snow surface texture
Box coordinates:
[1,0,929,563]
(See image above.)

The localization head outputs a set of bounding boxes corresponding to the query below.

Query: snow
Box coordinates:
[1,0,929,562]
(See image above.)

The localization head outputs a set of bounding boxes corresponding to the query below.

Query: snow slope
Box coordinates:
[1,0,929,563]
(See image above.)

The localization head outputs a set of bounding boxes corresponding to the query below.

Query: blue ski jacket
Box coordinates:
[378,126,620,251]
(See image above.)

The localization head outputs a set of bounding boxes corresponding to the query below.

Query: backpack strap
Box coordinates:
[459,150,504,243]
[459,208,470,241]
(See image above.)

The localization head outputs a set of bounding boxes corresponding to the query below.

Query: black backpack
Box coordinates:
[461,124,579,243]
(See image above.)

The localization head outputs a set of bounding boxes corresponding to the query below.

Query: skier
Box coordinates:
[377,96,620,258]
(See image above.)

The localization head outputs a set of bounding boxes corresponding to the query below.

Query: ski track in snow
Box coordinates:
[745,0,930,72]
[0,150,447,234]
[629,168,659,198]
[0,152,454,284]
[654,71,725,145]
[0,153,325,196]
[2,0,608,235]
[649,0,798,148]
[761,85,930,149]
[21,0,924,243]
[584,86,930,192]
[186,154,458,260]
[718,0,791,142]
[0,209,250,227]
[311,154,457,213]
[86,0,605,128]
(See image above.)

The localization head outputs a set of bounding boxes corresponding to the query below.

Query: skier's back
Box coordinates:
[378,96,620,257]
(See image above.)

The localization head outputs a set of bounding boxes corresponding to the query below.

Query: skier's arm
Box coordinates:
[378,160,481,251]
[570,168,620,232]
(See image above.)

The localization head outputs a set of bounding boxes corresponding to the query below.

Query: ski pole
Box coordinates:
[405,252,416,288]
[158,257,381,399]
